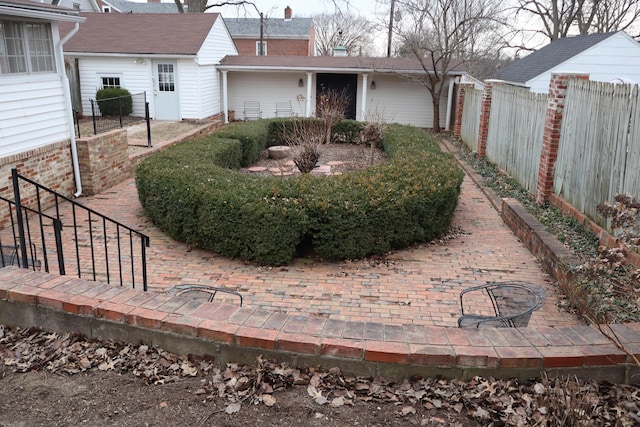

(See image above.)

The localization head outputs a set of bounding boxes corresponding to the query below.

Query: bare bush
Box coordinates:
[316,88,350,144]
[282,119,326,174]
[358,105,391,166]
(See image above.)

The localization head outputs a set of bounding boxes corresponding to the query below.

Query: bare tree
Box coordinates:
[398,0,503,133]
[313,12,377,56]
[513,0,591,41]
[586,0,640,35]
[173,0,254,14]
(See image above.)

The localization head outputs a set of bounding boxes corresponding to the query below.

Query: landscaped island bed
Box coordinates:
[136,119,464,265]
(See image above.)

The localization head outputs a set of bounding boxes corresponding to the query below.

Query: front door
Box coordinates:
[316,73,358,119]
[153,61,180,120]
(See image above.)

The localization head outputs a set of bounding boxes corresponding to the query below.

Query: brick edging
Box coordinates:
[0,267,639,383]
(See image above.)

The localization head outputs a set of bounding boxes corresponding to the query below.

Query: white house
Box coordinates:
[0,0,85,196]
[61,12,237,121]
[497,31,640,93]
[217,55,465,129]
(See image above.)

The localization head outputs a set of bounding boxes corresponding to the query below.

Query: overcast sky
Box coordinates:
[214,0,387,20]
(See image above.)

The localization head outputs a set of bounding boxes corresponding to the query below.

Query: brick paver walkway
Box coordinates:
[68,169,581,329]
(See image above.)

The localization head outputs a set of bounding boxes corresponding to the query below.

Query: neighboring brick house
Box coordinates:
[225,6,314,56]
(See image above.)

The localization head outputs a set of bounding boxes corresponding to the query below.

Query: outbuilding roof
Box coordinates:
[218,55,466,74]
[60,12,219,56]
[496,32,619,84]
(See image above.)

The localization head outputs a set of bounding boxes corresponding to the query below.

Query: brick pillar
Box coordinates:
[535,72,590,204]
[476,79,501,157]
[453,83,474,138]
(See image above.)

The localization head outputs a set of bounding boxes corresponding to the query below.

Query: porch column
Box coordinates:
[222,70,229,123]
[444,76,459,131]
[305,72,312,117]
[360,73,368,121]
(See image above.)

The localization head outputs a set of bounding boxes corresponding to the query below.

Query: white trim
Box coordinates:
[0,5,84,22]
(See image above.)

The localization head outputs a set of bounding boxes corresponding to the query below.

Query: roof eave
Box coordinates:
[65,52,197,58]
[0,3,85,22]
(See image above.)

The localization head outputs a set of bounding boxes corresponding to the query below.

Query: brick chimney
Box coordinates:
[284,6,292,20]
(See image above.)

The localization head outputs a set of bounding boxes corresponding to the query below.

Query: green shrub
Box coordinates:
[331,119,364,143]
[136,120,464,265]
[214,120,271,166]
[96,87,133,116]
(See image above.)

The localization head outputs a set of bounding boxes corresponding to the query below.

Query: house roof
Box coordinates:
[0,0,84,21]
[225,17,312,39]
[102,0,183,13]
[496,32,619,84]
[218,55,466,74]
[60,12,219,56]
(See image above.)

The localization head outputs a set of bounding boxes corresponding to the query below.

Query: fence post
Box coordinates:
[145,101,151,147]
[476,79,501,157]
[535,73,590,204]
[11,168,29,269]
[118,96,123,128]
[453,83,474,138]
[91,100,97,135]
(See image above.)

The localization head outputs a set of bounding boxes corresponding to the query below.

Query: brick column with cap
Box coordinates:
[535,72,590,204]
[476,79,501,157]
[453,83,474,138]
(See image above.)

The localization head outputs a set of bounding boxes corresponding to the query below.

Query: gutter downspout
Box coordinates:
[57,22,83,197]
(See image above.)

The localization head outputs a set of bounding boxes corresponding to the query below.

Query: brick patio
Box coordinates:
[1,125,638,382]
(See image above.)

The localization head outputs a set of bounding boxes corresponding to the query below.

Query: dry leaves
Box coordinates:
[1,325,640,425]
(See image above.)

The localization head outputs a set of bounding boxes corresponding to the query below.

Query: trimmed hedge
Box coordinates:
[136,119,464,265]
[96,87,133,116]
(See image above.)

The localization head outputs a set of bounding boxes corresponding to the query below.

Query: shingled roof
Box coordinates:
[225,17,312,39]
[103,0,183,13]
[60,12,219,55]
[218,55,466,74]
[496,32,618,84]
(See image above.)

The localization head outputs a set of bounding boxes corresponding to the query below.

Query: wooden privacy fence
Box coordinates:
[486,85,547,194]
[460,87,482,151]
[454,73,640,229]
[554,79,640,220]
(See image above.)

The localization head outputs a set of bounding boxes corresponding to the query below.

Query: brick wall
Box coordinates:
[76,129,133,196]
[0,140,76,229]
[453,83,474,138]
[233,38,311,56]
[476,79,500,157]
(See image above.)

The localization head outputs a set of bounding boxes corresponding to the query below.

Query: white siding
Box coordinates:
[179,60,219,119]
[0,75,70,156]
[227,72,310,118]
[366,74,444,128]
[527,32,640,93]
[76,57,153,117]
[197,18,238,65]
[227,71,448,128]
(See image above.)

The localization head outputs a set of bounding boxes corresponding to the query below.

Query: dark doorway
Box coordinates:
[316,73,357,119]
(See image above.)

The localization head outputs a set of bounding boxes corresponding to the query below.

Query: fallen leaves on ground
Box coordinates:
[1,325,639,425]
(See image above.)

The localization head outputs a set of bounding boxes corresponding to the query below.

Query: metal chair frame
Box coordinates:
[243,101,262,121]
[458,282,545,328]
[168,284,243,306]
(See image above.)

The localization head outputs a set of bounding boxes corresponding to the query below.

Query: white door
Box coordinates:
[153,61,180,120]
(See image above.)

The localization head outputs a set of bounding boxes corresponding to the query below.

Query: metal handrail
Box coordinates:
[9,168,150,291]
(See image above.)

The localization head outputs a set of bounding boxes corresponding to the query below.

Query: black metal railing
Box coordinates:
[75,92,151,147]
[5,168,150,290]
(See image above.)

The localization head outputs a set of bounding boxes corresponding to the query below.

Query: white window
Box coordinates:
[102,6,111,12]
[0,20,55,75]
[256,41,267,56]
[100,76,121,88]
